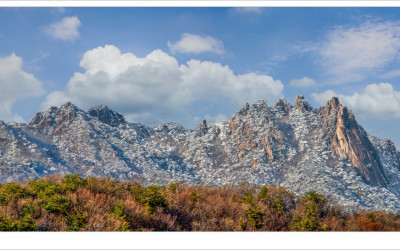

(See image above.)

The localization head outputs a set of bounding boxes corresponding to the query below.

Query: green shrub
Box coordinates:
[258,186,269,201]
[67,212,88,231]
[0,214,17,231]
[61,174,87,192]
[112,203,125,219]
[246,205,265,230]
[167,183,177,193]
[21,199,38,215]
[190,191,198,203]
[28,179,60,197]
[292,215,318,231]
[238,217,246,231]
[0,182,29,205]
[270,195,285,212]
[0,192,7,206]
[131,185,167,214]
[291,191,326,231]
[18,214,36,231]
[120,221,130,231]
[241,191,255,205]
[302,190,325,204]
[42,194,70,214]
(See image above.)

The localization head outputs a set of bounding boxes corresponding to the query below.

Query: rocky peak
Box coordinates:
[294,95,313,112]
[29,102,79,130]
[323,97,340,117]
[200,120,207,137]
[321,97,387,186]
[88,105,126,127]
[29,107,58,130]
[28,102,84,137]
[57,102,78,124]
[275,98,291,115]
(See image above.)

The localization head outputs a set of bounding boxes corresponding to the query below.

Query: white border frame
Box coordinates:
[1,2,400,249]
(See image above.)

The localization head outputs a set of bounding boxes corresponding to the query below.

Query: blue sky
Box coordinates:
[1,7,400,146]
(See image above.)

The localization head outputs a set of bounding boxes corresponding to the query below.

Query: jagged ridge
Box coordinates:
[1,96,400,212]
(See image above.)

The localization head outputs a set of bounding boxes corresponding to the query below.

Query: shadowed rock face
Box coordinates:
[200,120,207,137]
[88,105,126,127]
[321,97,387,187]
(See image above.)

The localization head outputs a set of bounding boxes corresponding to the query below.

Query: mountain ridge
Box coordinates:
[1,95,400,212]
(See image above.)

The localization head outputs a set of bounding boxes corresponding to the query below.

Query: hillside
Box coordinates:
[1,95,400,212]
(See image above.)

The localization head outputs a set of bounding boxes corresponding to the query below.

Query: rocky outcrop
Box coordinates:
[229,116,238,134]
[321,97,387,187]
[200,120,207,137]
[262,136,275,161]
[88,105,126,127]
[29,102,78,135]
[275,98,291,115]
[295,95,313,112]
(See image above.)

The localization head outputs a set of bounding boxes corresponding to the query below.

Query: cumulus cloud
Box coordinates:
[289,77,317,88]
[43,45,283,124]
[44,16,81,41]
[0,54,45,121]
[311,83,400,119]
[319,21,400,84]
[168,33,224,54]
[41,91,71,110]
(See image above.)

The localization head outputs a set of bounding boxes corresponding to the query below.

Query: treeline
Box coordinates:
[0,174,399,231]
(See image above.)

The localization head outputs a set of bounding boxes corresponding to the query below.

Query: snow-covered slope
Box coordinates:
[1,97,400,212]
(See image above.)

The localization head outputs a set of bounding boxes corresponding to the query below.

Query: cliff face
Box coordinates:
[320,97,387,187]
[1,96,400,212]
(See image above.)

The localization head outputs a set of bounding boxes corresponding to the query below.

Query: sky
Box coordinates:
[1,7,400,147]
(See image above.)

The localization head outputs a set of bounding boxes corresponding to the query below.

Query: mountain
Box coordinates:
[1,96,400,212]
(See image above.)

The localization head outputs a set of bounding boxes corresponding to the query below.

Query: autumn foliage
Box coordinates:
[0,175,399,231]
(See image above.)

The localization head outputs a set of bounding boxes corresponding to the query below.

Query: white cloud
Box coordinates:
[0,54,45,121]
[319,21,400,84]
[312,83,400,119]
[192,114,228,125]
[204,114,228,123]
[44,16,81,41]
[234,7,263,14]
[168,33,224,54]
[311,90,337,105]
[289,77,317,88]
[41,91,71,110]
[380,69,400,79]
[43,45,283,124]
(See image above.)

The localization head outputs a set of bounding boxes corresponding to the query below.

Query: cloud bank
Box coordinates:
[43,45,284,124]
[312,83,400,120]
[0,54,45,121]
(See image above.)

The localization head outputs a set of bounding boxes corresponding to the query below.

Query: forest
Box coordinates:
[0,174,399,231]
